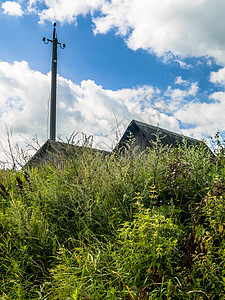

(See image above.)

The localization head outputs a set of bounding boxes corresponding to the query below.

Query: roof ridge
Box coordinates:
[132,119,201,142]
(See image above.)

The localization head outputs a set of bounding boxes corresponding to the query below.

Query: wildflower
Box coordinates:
[196,206,199,210]
[177,186,180,189]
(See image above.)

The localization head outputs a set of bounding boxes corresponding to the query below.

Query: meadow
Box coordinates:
[0,137,224,299]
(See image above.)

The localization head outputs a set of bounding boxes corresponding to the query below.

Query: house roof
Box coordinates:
[25,120,209,168]
[116,119,204,149]
[25,139,111,168]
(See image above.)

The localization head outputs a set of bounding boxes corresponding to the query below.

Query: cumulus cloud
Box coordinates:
[161,80,199,114]
[175,76,188,86]
[0,61,50,166]
[174,91,225,139]
[93,0,225,65]
[27,0,104,23]
[2,1,23,16]
[54,79,182,148]
[210,67,225,86]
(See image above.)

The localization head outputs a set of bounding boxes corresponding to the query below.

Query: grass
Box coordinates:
[0,138,224,299]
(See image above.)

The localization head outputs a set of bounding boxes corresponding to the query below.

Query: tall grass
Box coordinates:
[0,138,224,299]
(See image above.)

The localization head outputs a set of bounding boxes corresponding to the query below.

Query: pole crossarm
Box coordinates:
[43,23,66,48]
[42,37,65,49]
[43,23,65,141]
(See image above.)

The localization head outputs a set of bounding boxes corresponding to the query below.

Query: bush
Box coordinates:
[0,139,224,299]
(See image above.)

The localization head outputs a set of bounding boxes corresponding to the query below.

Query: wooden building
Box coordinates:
[115,119,206,156]
[25,119,209,167]
[25,139,110,168]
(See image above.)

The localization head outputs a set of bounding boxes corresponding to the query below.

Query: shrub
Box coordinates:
[0,139,224,299]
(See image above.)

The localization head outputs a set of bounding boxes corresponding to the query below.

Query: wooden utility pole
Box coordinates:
[43,23,65,141]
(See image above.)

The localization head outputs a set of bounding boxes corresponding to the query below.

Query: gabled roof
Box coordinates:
[25,139,110,168]
[116,119,203,150]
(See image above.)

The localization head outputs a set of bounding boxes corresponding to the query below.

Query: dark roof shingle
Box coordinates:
[116,119,204,151]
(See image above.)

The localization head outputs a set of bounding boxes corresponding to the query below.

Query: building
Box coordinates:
[25,138,110,168]
[115,119,206,156]
[25,119,209,167]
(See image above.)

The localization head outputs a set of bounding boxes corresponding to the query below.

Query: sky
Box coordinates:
[0,0,225,165]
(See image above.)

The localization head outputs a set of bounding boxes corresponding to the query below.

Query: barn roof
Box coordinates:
[116,119,204,149]
[25,139,110,168]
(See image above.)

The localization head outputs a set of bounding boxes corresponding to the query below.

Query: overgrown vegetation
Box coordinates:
[0,137,224,299]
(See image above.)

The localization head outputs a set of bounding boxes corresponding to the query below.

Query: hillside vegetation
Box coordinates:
[0,138,224,299]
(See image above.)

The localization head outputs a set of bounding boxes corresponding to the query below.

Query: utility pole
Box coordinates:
[43,23,65,141]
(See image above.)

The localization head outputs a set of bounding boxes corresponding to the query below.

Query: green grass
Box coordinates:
[0,140,224,299]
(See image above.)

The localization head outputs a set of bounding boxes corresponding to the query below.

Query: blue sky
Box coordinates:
[0,0,225,164]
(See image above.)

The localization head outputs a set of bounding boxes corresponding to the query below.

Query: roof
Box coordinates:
[25,139,111,168]
[116,119,204,150]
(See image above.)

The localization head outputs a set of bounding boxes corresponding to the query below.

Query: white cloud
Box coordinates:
[93,0,225,65]
[55,79,181,147]
[210,67,225,86]
[174,92,225,138]
[175,76,188,86]
[162,80,199,114]
[2,1,23,16]
[0,61,50,146]
[174,59,192,69]
[27,0,104,23]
